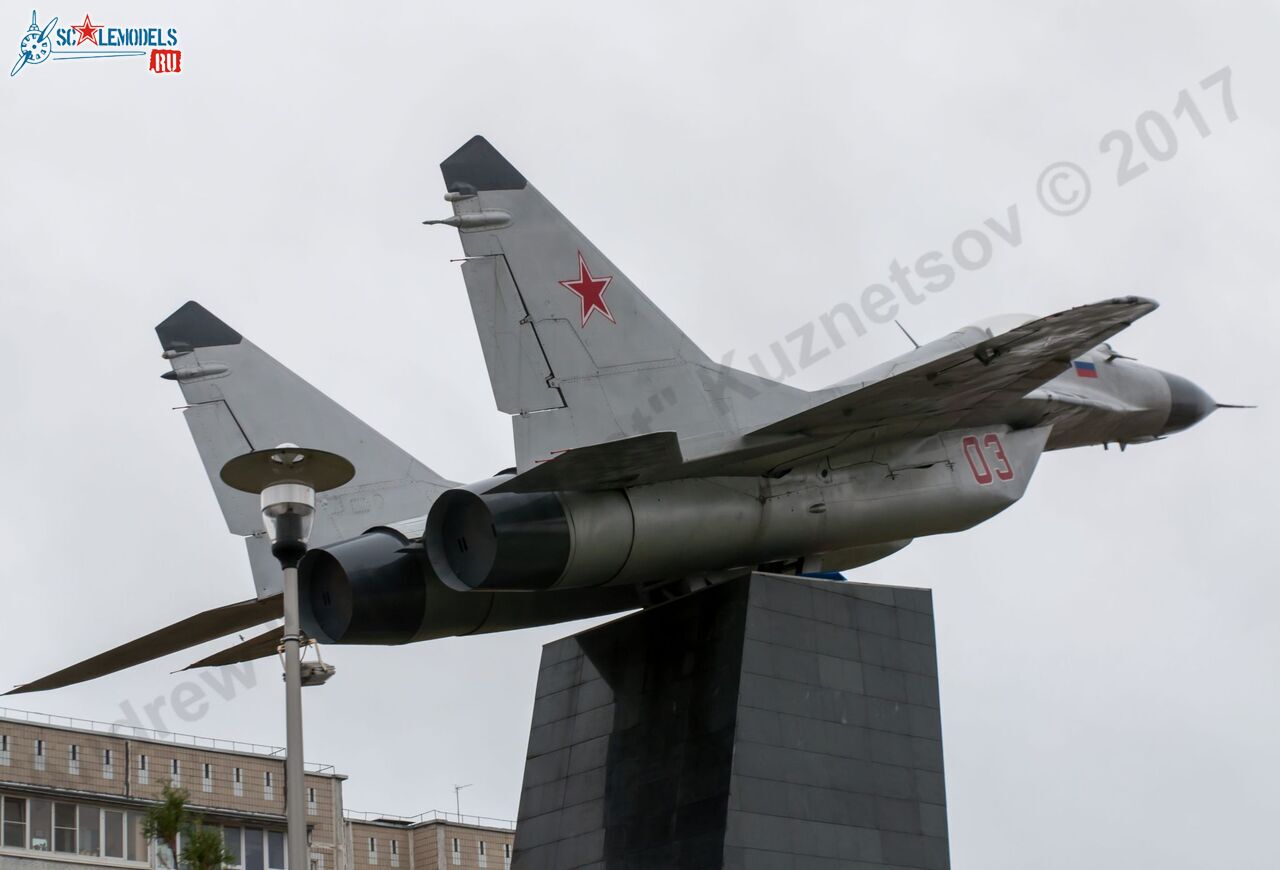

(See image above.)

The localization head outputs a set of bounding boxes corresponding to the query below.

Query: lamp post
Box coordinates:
[220,444,354,870]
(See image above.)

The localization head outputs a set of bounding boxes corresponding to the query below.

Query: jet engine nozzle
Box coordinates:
[1160,371,1217,435]
[424,487,636,591]
[298,528,426,644]
[297,523,642,644]
[424,489,572,591]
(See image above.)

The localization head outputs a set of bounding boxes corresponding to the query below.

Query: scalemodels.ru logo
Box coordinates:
[10,9,182,77]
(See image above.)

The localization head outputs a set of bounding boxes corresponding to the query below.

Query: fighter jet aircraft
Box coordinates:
[6,135,1241,694]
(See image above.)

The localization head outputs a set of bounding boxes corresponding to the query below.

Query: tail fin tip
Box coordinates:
[156,301,242,353]
[441,135,527,194]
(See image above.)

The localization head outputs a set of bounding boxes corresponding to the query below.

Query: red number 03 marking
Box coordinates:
[962,433,1015,485]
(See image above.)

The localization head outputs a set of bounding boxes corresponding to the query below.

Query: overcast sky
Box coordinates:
[2,2,1277,867]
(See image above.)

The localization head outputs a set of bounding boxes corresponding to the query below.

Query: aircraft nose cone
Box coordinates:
[1161,371,1217,434]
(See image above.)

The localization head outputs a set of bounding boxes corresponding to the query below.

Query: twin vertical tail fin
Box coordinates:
[156,302,453,596]
[430,136,803,470]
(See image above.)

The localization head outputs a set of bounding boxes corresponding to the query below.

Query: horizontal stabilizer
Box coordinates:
[488,431,683,493]
[753,296,1159,439]
[5,597,282,695]
[183,625,282,671]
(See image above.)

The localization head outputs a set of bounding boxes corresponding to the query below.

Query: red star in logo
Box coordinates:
[558,251,615,327]
[72,14,101,46]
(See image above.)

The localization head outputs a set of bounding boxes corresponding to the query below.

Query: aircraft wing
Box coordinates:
[751,296,1159,439]
[183,625,283,671]
[4,596,282,695]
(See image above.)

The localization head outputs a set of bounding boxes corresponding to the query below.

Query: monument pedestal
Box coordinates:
[512,572,949,870]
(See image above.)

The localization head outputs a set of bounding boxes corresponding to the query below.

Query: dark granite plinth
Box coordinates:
[512,572,949,870]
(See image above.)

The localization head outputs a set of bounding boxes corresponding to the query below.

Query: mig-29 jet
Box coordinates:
[6,136,1240,694]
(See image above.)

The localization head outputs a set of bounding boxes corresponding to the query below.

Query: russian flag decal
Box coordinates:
[1073,360,1099,378]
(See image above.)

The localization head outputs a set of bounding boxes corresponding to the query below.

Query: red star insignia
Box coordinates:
[72,14,101,46]
[558,251,615,327]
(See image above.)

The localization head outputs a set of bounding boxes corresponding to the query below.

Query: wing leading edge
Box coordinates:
[752,296,1159,439]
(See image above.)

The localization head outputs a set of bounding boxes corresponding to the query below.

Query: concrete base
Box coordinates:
[511,572,949,870]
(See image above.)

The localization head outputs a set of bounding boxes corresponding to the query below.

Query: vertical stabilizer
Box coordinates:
[433,136,804,469]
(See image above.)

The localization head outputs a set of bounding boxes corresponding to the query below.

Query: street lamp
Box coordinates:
[220,444,354,870]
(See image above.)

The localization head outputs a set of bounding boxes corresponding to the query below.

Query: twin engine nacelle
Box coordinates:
[297,522,642,645]
[305,427,1047,617]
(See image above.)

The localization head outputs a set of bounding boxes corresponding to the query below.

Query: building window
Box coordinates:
[34,739,45,772]
[3,796,26,849]
[0,797,297,866]
[171,758,181,785]
[307,786,317,815]
[28,798,51,851]
[452,837,461,866]
[391,837,400,867]
[77,805,100,856]
[478,839,487,869]
[102,748,114,780]
[126,811,146,862]
[233,766,244,798]
[226,827,284,870]
[504,841,512,869]
[244,827,264,870]
[138,754,149,786]
[53,802,76,853]
[103,809,124,859]
[368,835,378,865]
[1,804,135,860]
[203,762,213,793]
[263,770,274,801]
[222,826,242,867]
[0,734,9,766]
[266,829,285,870]
[68,745,79,776]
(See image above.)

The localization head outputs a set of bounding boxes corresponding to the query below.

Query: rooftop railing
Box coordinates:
[344,808,516,831]
[0,706,335,774]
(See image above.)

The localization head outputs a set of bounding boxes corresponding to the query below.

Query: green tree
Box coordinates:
[140,781,231,869]
[141,782,188,868]
[181,822,232,870]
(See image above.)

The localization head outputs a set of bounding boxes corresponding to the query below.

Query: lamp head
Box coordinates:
[219,444,356,568]
[261,480,316,567]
